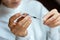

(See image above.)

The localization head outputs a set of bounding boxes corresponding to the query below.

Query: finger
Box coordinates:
[53,16,60,23]
[51,20,60,28]
[8,22,16,29]
[17,16,25,22]
[54,20,60,26]
[44,13,59,25]
[9,13,21,28]
[22,18,32,31]
[12,16,31,33]
[11,19,32,35]
[23,13,29,17]
[47,18,60,28]
[9,13,22,23]
[43,9,58,23]
[14,18,32,32]
[11,23,23,35]
[17,13,29,22]
[17,16,31,26]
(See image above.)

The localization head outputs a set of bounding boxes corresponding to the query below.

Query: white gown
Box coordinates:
[0,0,60,40]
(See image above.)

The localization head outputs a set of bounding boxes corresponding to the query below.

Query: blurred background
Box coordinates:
[37,0,60,12]
[20,0,60,12]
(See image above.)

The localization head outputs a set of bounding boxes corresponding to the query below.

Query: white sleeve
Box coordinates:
[16,33,30,40]
[48,26,60,40]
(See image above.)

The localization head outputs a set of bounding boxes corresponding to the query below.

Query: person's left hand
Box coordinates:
[43,9,60,28]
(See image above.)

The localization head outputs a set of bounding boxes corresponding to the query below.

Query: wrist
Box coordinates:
[16,30,28,37]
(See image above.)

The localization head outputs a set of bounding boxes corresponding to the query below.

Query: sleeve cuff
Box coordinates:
[16,31,30,40]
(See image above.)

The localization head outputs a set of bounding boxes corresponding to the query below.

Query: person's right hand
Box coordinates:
[8,13,32,37]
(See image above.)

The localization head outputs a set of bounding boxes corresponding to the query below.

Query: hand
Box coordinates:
[8,13,32,37]
[43,9,60,28]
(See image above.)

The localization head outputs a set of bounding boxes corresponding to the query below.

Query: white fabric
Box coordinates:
[0,0,60,40]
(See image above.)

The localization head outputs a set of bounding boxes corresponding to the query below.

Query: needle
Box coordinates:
[23,14,40,20]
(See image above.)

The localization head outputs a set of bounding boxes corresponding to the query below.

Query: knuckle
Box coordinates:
[52,17,55,20]
[55,12,59,16]
[53,9,58,12]
[48,19,51,22]
[18,22,22,26]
